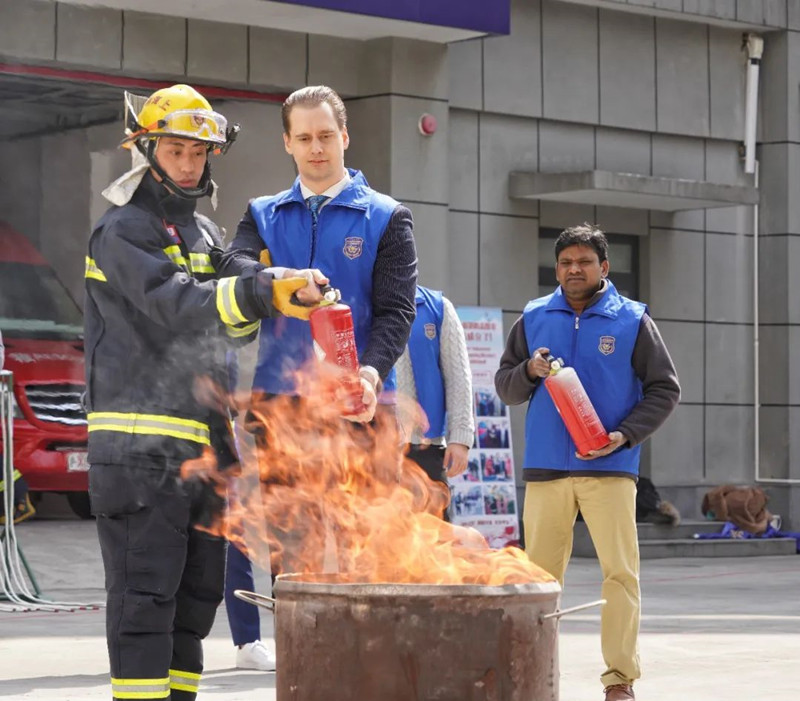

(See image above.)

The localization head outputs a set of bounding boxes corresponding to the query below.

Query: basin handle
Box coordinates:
[234,589,276,612]
[539,598,606,622]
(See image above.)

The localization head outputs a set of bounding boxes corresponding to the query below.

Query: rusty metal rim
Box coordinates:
[273,574,561,598]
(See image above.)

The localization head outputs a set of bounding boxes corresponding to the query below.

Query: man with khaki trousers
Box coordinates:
[495,224,680,701]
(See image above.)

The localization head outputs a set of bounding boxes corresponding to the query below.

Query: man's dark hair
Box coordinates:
[282,85,347,134]
[554,223,609,263]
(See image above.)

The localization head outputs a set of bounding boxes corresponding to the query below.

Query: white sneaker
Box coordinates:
[236,640,276,671]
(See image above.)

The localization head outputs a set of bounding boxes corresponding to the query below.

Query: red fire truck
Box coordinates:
[0,222,90,518]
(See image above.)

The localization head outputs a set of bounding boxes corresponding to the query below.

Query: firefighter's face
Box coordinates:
[283,103,349,193]
[555,244,609,301]
[153,137,208,190]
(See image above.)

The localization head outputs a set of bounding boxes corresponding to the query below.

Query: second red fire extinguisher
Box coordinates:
[308,287,364,414]
[543,355,610,456]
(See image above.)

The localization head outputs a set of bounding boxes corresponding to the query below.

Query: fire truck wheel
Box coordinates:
[66,491,94,520]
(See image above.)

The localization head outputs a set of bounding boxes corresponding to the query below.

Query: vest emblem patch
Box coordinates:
[599,335,615,355]
[424,323,437,340]
[343,237,363,259]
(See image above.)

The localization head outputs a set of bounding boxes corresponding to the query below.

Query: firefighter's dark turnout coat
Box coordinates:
[84,173,271,701]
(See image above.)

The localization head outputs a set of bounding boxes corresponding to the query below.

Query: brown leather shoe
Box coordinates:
[604,684,635,701]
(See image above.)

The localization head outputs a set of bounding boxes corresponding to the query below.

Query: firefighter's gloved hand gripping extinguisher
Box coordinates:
[308,287,365,415]
[543,355,611,456]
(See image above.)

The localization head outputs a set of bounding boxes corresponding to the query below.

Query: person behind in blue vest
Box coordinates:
[218,84,417,601]
[221,351,275,672]
[494,224,680,701]
[395,286,474,520]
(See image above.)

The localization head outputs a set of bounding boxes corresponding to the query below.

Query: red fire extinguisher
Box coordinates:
[544,355,610,456]
[309,287,364,414]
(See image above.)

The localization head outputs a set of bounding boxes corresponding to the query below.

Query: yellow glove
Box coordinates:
[272,276,320,321]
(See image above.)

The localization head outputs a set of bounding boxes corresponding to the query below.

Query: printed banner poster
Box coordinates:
[452,306,519,547]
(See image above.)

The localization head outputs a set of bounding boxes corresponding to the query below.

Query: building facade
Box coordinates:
[1,0,799,524]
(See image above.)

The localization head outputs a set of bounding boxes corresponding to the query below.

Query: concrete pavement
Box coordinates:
[1,495,798,700]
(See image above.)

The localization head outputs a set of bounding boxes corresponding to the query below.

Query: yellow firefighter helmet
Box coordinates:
[121,84,239,199]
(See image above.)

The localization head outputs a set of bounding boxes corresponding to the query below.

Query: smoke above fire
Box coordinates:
[185,365,554,586]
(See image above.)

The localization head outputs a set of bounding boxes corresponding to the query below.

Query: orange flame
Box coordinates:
[186,364,554,586]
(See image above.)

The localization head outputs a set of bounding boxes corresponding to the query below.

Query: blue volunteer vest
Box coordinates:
[249,169,398,395]
[522,281,646,475]
[407,286,446,439]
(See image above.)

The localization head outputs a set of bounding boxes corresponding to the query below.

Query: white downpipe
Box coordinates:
[743,35,762,175]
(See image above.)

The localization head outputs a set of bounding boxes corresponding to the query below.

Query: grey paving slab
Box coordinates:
[1,502,799,700]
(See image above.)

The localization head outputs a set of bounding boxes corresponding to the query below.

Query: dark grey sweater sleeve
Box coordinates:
[617,313,681,447]
[360,204,418,379]
[494,315,541,405]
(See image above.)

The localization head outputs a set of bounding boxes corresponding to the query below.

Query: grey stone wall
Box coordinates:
[2,0,799,524]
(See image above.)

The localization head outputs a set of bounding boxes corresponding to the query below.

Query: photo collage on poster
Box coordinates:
[450,306,520,546]
[451,388,516,520]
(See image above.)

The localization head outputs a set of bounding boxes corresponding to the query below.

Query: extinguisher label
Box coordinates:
[598,335,616,355]
[335,330,358,365]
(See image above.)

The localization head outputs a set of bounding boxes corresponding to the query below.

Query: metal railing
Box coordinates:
[1,369,102,612]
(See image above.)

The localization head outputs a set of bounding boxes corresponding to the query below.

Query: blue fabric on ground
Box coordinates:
[694,522,800,553]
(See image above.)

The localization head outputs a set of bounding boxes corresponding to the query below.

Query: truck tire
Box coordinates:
[67,491,93,520]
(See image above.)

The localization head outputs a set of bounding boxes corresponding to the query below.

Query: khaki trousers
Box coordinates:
[523,477,641,688]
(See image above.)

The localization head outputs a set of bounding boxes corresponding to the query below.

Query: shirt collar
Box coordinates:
[299,171,351,203]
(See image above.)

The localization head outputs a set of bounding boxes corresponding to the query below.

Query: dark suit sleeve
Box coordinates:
[359,204,418,379]
[617,313,681,447]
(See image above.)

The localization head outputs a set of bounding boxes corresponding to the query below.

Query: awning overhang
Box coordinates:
[509,170,759,212]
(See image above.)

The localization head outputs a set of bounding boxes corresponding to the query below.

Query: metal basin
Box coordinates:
[269,573,563,701]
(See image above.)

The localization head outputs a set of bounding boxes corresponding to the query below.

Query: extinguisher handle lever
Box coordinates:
[544,354,563,372]
[320,285,341,304]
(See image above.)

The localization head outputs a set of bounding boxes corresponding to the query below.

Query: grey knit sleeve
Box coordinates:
[440,297,476,447]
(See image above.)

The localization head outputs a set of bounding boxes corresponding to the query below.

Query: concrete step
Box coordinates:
[637,537,797,559]
[572,520,798,558]
[572,520,723,556]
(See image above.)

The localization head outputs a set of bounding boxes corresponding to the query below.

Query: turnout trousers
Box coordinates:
[90,463,227,700]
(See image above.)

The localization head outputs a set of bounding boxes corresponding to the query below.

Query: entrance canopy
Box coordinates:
[509,170,759,212]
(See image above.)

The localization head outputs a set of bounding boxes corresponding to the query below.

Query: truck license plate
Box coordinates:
[67,451,89,472]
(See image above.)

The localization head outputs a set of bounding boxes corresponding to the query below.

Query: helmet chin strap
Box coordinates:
[139,140,213,200]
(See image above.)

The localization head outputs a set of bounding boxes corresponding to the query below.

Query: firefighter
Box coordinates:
[84,84,326,701]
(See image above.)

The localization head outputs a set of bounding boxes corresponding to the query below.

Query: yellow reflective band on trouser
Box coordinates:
[189,252,215,274]
[110,676,170,699]
[226,320,260,338]
[216,276,249,326]
[170,668,201,694]
[163,245,188,269]
[0,469,22,492]
[85,256,107,282]
[87,412,211,445]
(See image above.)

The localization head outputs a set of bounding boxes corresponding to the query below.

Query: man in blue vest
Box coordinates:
[218,86,417,630]
[395,286,474,520]
[495,224,679,701]
[222,84,417,420]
